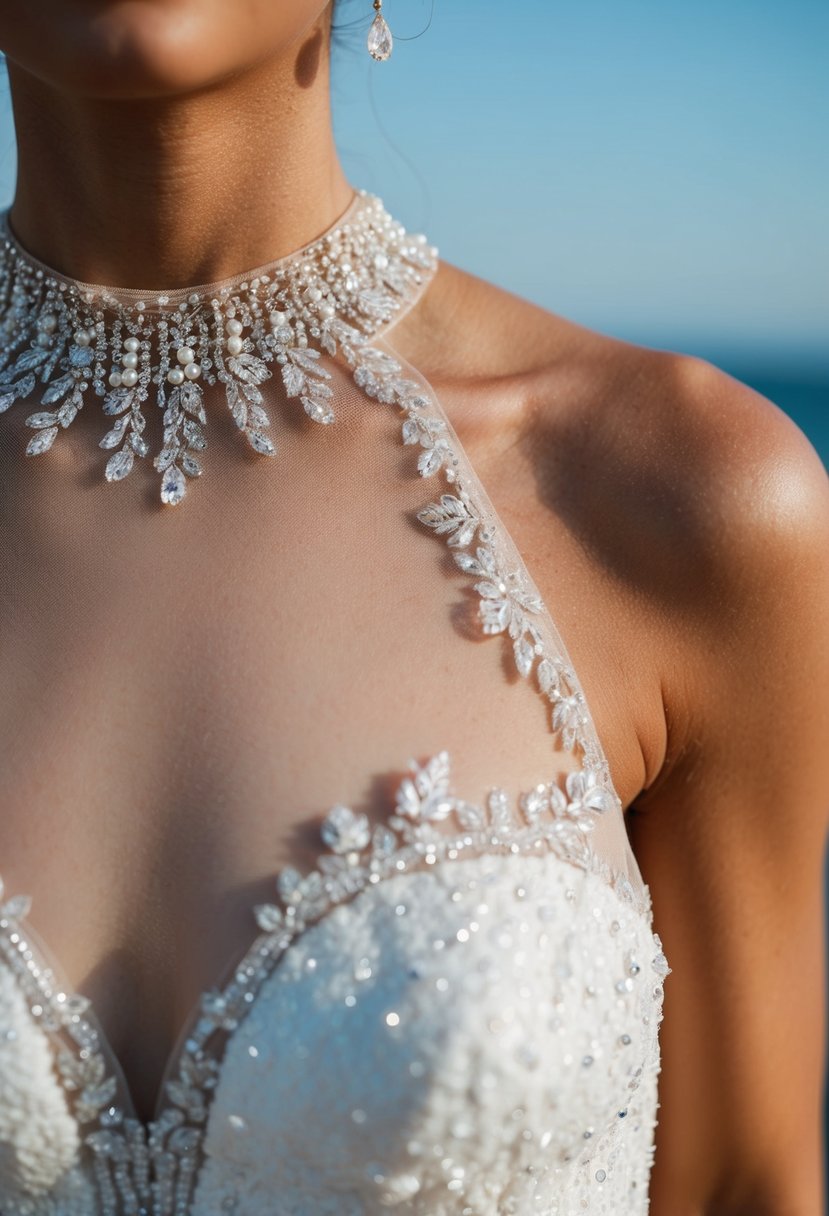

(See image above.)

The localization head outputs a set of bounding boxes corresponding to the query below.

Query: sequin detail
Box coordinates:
[0,749,668,1214]
[197,854,667,1214]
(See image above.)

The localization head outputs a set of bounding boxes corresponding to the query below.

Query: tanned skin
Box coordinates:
[0,3,825,1207]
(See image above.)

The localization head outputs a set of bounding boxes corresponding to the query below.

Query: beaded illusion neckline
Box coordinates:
[0,187,670,1213]
[0,189,438,505]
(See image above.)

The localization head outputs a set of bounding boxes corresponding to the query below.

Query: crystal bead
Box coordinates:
[367,11,393,61]
[160,464,186,505]
[25,427,58,457]
[105,447,134,482]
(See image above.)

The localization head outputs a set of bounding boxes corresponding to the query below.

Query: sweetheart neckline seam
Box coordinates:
[0,839,657,1138]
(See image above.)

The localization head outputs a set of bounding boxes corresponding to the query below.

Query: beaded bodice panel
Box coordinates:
[0,192,670,1215]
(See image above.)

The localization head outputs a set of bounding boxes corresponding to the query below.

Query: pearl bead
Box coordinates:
[226,319,243,336]
[177,346,195,366]
[40,314,57,333]
[184,362,202,380]
[167,367,185,385]
[121,352,139,369]
[108,371,122,387]
[123,336,140,353]
[319,302,335,320]
[269,311,286,326]
[226,335,243,356]
[36,332,52,348]
[73,330,91,346]
[120,368,138,387]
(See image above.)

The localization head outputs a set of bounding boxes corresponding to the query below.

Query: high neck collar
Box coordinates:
[0,190,439,505]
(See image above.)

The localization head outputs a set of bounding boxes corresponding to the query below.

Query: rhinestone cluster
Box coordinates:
[0,191,437,504]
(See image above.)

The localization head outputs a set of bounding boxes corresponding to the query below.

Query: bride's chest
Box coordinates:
[0,378,659,1136]
[0,848,666,1215]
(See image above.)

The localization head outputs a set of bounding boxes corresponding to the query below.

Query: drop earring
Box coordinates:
[367,0,393,61]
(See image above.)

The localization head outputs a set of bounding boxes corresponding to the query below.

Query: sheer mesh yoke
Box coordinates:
[0,203,668,1215]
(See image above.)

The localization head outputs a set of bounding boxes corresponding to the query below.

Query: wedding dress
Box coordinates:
[0,189,670,1215]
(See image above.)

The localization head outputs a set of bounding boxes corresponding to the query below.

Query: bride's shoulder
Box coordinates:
[419,258,829,585]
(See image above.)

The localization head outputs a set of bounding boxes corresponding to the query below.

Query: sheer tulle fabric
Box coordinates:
[0,239,666,1214]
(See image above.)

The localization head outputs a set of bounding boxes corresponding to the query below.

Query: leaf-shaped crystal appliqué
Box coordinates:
[41,373,74,405]
[246,429,276,455]
[9,344,50,375]
[228,352,269,386]
[0,190,438,505]
[105,447,134,483]
[25,426,58,456]
[416,492,481,548]
[281,362,305,397]
[103,388,134,416]
[319,804,372,853]
[394,751,456,822]
[99,416,130,450]
[331,324,607,779]
[401,377,605,772]
[26,410,58,429]
[552,693,584,748]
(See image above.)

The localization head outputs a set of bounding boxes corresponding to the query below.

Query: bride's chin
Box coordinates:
[1,0,328,101]
[64,6,230,98]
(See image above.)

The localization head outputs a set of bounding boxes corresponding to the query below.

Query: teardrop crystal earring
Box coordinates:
[367,0,393,61]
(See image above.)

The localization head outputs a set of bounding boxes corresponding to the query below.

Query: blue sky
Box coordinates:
[330,0,828,372]
[0,0,826,375]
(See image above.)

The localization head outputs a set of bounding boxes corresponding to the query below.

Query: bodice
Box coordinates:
[0,190,670,1215]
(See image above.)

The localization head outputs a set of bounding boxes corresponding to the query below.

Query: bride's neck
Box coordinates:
[4,33,354,290]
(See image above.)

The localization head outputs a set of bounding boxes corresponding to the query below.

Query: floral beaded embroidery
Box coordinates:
[0,751,666,1215]
[324,322,617,783]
